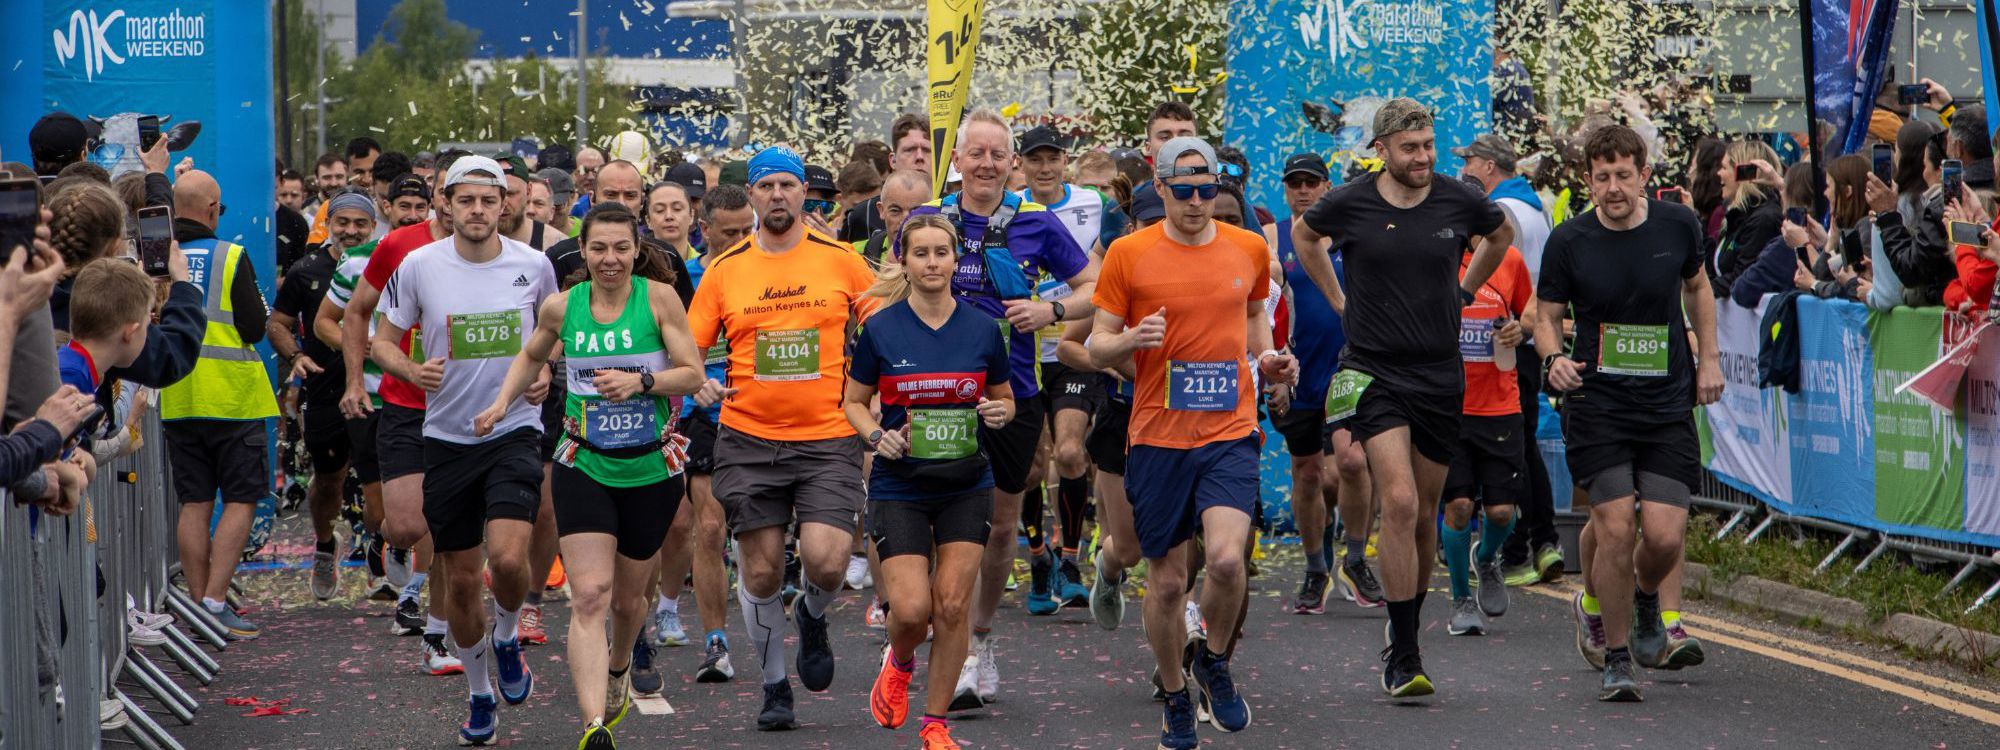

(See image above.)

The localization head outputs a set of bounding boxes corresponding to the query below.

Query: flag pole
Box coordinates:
[1797,0,1828,216]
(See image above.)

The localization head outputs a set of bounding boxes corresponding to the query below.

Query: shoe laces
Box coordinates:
[1585,613,1607,646]
[1163,691,1197,733]
[633,640,655,669]
[921,722,961,749]
[1197,650,1239,705]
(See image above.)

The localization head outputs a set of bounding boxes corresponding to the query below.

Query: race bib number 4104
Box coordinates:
[754,329,821,381]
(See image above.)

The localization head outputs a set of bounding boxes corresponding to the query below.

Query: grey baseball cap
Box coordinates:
[1153,136,1219,180]
[535,167,575,201]
[1451,134,1519,172]
[443,155,507,190]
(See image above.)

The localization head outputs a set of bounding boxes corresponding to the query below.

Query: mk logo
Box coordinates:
[53,9,127,82]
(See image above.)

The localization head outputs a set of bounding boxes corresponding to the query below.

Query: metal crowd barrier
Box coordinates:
[1,412,224,750]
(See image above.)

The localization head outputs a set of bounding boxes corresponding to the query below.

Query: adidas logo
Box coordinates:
[513,274,530,287]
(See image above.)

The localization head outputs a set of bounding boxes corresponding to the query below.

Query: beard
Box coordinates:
[455,220,495,243]
[762,208,795,234]
[1388,163,1433,190]
[499,211,524,235]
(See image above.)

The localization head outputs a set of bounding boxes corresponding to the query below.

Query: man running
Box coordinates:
[1293,99,1514,698]
[1536,124,1721,701]
[907,109,1098,709]
[373,155,559,744]
[1087,137,1294,749]
[685,146,878,731]
[476,202,704,749]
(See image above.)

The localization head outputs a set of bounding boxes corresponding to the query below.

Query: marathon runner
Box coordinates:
[372,155,560,744]
[1292,99,1515,698]
[1086,137,1294,749]
[907,109,1098,709]
[685,146,878,731]
[641,178,703,650]
[845,214,1015,750]
[474,201,704,749]
[1535,124,1721,701]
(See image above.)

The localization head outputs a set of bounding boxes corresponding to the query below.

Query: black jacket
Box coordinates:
[1877,194,1954,303]
[1712,191,1783,297]
[171,218,268,345]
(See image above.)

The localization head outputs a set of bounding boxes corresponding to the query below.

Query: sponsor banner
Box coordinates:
[926,0,985,194]
[1962,324,2000,538]
[1867,306,1966,533]
[1704,298,1791,508]
[1785,296,1873,523]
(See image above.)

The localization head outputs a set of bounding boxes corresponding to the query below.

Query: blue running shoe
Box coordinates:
[1057,557,1089,607]
[1189,640,1251,732]
[494,638,533,705]
[457,693,497,746]
[1158,688,1198,750]
[1026,551,1058,616]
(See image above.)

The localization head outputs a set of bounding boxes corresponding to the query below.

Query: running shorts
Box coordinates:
[867,492,993,560]
[421,427,544,553]
[550,462,683,560]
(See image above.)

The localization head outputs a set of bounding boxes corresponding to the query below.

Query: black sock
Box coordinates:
[1387,597,1422,656]
[609,665,628,678]
[1634,588,1659,606]
[316,537,337,555]
[1605,645,1630,664]
[1021,484,1045,552]
[1057,475,1089,555]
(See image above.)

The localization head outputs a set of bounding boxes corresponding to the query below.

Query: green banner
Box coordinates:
[1867,307,1966,531]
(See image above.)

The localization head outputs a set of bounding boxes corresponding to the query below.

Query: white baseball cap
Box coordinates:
[443,155,507,190]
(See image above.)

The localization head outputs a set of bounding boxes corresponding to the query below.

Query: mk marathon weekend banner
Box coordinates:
[1701,297,2000,547]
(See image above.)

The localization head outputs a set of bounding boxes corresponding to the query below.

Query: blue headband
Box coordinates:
[746,146,806,186]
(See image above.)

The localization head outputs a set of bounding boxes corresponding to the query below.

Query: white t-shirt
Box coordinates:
[1020,184,1107,255]
[1497,196,1552,286]
[381,235,557,443]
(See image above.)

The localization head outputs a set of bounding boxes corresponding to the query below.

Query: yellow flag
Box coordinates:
[926,0,985,193]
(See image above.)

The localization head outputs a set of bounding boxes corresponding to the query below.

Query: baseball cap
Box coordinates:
[492,153,533,181]
[443,155,508,191]
[535,168,575,201]
[387,173,432,202]
[1017,125,1072,156]
[1372,98,1435,143]
[1281,152,1330,181]
[803,164,837,195]
[29,112,97,165]
[719,159,748,186]
[1129,182,1166,223]
[1153,136,1219,180]
[665,161,708,199]
[1450,134,1519,172]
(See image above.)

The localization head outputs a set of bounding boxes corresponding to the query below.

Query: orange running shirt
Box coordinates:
[686,229,878,441]
[1093,222,1271,450]
[1457,246,1533,417]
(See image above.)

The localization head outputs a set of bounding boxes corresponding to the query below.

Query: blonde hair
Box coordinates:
[955,109,1012,153]
[865,214,960,305]
[47,183,126,275]
[1072,151,1116,184]
[71,258,154,340]
[1726,139,1782,212]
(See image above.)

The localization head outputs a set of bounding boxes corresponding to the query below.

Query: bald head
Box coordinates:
[173,170,222,229]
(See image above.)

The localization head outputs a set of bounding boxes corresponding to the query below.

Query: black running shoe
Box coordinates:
[757,680,797,731]
[793,597,834,692]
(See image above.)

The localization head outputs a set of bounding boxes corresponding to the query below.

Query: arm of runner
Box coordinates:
[841,378,906,460]
[314,296,345,351]
[1534,298,1582,392]
[476,293,566,435]
[1248,298,1297,386]
[977,383,1016,429]
[341,279,382,417]
[1460,224,1515,299]
[371,315,441,393]
[266,309,302,364]
[1683,268,1724,406]
[1291,220,1345,315]
[1086,307,1161,371]
[643,279,706,398]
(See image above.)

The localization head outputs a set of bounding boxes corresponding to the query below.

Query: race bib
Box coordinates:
[1166,360,1240,412]
[1459,317,1496,362]
[909,408,979,460]
[449,310,521,360]
[754,329,820,381]
[377,312,423,359]
[1598,323,1669,377]
[1323,370,1374,423]
[703,340,729,366]
[583,399,659,449]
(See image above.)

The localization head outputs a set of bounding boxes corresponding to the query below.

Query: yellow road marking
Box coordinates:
[1687,612,2000,708]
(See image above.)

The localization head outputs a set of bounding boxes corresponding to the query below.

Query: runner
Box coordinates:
[372,155,560,744]
[501,166,564,252]
[845,214,1015,750]
[907,109,1098,709]
[474,201,704,749]
[1086,136,1294,749]
[642,179,702,649]
[1442,236,1534,636]
[1263,152,1384,614]
[685,146,878,731]
[1291,99,1515,698]
[1535,124,1722,701]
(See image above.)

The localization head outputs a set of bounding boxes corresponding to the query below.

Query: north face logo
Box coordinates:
[513,274,530,287]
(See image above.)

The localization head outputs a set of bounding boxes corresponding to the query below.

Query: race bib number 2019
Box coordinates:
[1458,317,1495,362]
[754,329,821,381]
[449,310,521,360]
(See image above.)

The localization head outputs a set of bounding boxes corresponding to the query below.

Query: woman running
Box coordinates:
[844,214,1015,750]
[474,202,704,750]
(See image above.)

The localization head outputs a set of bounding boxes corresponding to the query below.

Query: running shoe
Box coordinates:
[311,551,339,601]
[1158,688,1199,750]
[1378,647,1434,698]
[794,597,835,692]
[423,633,464,675]
[458,693,497,746]
[1182,601,1206,646]
[519,604,548,646]
[757,680,797,731]
[1448,597,1486,636]
[208,605,260,640]
[578,720,615,750]
[1189,640,1250,732]
[869,645,913,729]
[126,612,168,647]
[631,637,663,696]
[1057,557,1089,607]
[129,607,174,630]
[920,721,963,750]
[605,668,632,729]
[1599,650,1642,702]
[696,636,735,683]
[1631,595,1671,669]
[1027,550,1058,615]
[1006,570,1019,592]
[973,634,998,702]
[1090,549,1125,630]
[845,554,873,590]
[950,654,984,712]
[1502,560,1541,588]
[1664,624,1707,669]
[1536,543,1566,582]
[1573,591,1607,670]
[1293,570,1329,615]
[1475,559,1509,617]
[494,637,534,705]
[385,546,412,591]
[393,598,424,636]
[865,598,888,630]
[1337,557,1386,608]
[367,578,399,602]
[653,608,687,647]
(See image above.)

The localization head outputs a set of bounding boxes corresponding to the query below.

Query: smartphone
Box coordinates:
[63,404,105,451]
[1656,187,1684,203]
[1734,163,1758,181]
[1943,159,1965,204]
[137,115,160,152]
[1951,220,1987,247]
[1786,207,1808,226]
[136,205,172,277]
[1871,143,1894,185]
[1899,84,1929,105]
[0,177,39,264]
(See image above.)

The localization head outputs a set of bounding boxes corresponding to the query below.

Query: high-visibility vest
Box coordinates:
[160,239,279,421]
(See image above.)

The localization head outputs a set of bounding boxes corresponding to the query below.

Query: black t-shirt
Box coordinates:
[1300,172,1506,394]
[840,196,884,244]
[272,245,344,406]
[275,205,310,275]
[1537,199,1705,416]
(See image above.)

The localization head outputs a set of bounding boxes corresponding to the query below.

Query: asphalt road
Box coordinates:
[155,522,2000,750]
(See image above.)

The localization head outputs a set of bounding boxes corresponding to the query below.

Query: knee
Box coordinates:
[1204,550,1245,586]
[697,514,726,545]
[932,595,968,627]
[1334,447,1369,479]
[1443,499,1475,529]
[1640,524,1684,556]
[488,548,529,576]
[1379,490,1419,527]
[1147,567,1188,601]
[739,560,781,597]
[1486,505,1516,527]
[383,517,427,549]
[1055,443,1088,477]
[1291,458,1323,487]
[1592,516,1636,551]
[609,588,645,621]
[572,580,613,615]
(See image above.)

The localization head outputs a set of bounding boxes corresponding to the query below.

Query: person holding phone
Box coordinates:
[1711,140,1785,297]
[1942,183,2000,313]
[1876,121,1955,306]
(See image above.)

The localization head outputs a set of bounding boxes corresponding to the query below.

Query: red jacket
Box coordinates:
[1943,218,2000,312]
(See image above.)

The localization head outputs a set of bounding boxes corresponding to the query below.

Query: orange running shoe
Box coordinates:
[546,556,567,590]
[869,646,913,729]
[919,721,962,749]
[518,604,548,646]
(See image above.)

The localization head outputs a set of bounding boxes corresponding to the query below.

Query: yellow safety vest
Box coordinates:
[160,239,280,421]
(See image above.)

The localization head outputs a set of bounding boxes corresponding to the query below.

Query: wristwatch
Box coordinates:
[639,371,655,394]
[1050,300,1067,321]
[865,428,885,448]
[1542,353,1563,376]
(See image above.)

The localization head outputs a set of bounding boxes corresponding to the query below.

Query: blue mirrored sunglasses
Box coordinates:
[1165,183,1220,201]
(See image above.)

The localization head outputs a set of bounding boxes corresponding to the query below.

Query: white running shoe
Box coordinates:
[844,554,873,590]
[949,654,984,712]
[974,634,998,702]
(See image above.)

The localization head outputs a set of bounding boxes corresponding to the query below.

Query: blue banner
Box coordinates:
[1978,0,2000,124]
[1785,296,1876,524]
[1809,0,1900,156]
[1224,0,1493,211]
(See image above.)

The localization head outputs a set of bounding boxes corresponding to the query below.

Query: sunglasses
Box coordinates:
[803,198,836,215]
[1165,183,1220,201]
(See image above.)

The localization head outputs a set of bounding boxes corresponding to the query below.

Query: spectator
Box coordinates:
[1943,189,2000,312]
[1712,139,1784,296]
[1806,155,1877,302]
[60,259,154,435]
[276,169,307,213]
[1895,120,1943,226]
[1879,125,1953,306]
[56,161,110,184]
[28,112,96,178]
[1735,161,1820,308]
[43,182,203,390]
[1687,137,1727,237]
[0,204,89,510]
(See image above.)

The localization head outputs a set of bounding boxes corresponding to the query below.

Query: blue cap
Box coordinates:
[746,146,806,186]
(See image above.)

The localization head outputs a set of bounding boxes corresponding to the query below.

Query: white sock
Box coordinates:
[493,605,520,643]
[656,596,678,616]
[456,635,494,697]
[202,597,225,613]
[802,578,837,620]
[737,581,788,685]
[425,615,449,636]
